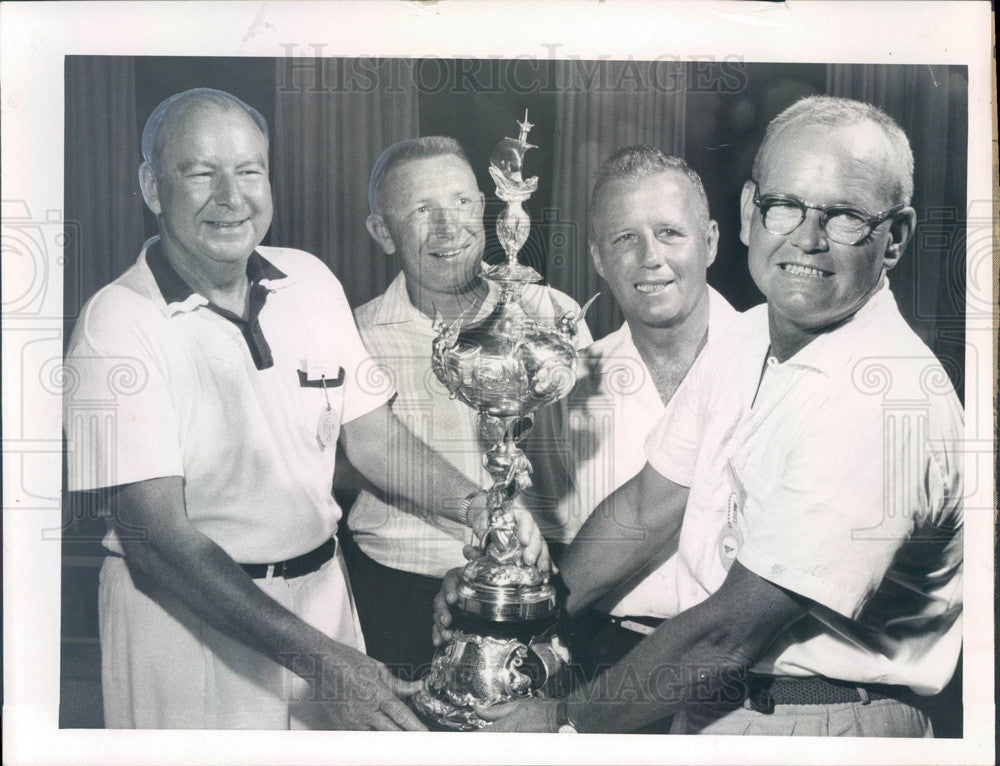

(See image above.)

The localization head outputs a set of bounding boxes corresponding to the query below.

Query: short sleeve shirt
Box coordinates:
[348,272,593,577]
[65,238,392,563]
[552,287,739,549]
[645,283,963,694]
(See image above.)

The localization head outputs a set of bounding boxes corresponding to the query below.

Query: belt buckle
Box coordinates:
[280,559,290,579]
[747,690,775,714]
[743,681,776,714]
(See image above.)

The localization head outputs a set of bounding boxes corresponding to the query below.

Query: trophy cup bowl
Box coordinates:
[434,299,579,420]
[411,113,591,731]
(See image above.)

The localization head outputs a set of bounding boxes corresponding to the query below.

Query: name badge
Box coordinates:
[302,356,338,382]
[298,358,345,389]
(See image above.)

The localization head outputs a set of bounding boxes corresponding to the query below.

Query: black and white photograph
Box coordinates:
[2,2,994,765]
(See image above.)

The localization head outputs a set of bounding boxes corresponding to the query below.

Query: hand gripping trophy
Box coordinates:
[411,114,595,730]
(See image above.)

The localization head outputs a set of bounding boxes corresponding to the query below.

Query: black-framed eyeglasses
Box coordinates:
[751,181,904,246]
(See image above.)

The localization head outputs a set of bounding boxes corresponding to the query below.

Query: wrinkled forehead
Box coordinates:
[760,125,909,212]
[380,153,478,206]
[758,122,897,194]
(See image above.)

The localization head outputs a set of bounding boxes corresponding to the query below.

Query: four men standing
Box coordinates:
[67,87,963,737]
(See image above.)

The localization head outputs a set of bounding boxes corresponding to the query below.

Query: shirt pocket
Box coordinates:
[295,360,346,448]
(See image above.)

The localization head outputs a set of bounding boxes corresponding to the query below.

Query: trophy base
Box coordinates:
[411,688,491,732]
[456,580,556,622]
[409,594,569,731]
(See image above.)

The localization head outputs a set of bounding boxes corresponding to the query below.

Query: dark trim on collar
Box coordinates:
[247,249,287,283]
[206,281,275,370]
[145,239,286,370]
[146,239,194,305]
[146,239,288,306]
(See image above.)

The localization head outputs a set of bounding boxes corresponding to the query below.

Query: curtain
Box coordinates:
[826,64,965,393]
[62,56,146,728]
[546,60,687,340]
[64,56,146,328]
[272,58,419,308]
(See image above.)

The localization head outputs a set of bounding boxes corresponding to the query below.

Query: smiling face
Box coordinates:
[140,102,273,278]
[589,169,717,331]
[368,153,486,298]
[741,121,913,341]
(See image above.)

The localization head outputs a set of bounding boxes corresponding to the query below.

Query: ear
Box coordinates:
[704,219,719,268]
[588,239,606,280]
[882,207,916,272]
[738,180,757,246]
[366,213,396,255]
[138,162,162,216]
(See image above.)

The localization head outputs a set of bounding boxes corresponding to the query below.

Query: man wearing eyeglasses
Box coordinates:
[449,96,963,736]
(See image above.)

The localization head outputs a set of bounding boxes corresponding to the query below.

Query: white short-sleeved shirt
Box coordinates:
[645,282,963,694]
[65,238,393,563]
[348,272,592,577]
[553,287,738,552]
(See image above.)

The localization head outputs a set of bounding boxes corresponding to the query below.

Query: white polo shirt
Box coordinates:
[348,271,592,577]
[66,238,392,564]
[646,282,963,694]
[552,287,738,550]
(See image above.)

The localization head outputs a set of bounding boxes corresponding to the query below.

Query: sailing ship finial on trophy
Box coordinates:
[412,113,596,730]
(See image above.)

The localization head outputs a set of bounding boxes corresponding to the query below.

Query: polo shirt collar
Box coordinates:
[371,271,500,327]
[142,236,289,316]
[601,321,644,378]
[781,279,897,376]
[370,272,418,326]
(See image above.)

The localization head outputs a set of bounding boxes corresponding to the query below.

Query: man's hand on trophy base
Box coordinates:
[306,647,428,731]
[472,698,560,732]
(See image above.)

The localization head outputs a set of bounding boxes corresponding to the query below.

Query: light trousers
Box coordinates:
[99,551,364,729]
[671,697,933,737]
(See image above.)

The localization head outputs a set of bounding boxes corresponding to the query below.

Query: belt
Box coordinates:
[744,674,909,713]
[604,613,665,636]
[239,538,337,580]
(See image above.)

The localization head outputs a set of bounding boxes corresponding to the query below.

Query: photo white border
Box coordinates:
[1,2,994,764]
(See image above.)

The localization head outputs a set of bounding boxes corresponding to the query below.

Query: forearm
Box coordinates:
[343,404,550,569]
[563,561,807,733]
[127,528,340,665]
[563,595,738,732]
[561,466,685,614]
[112,481,359,676]
[389,431,478,526]
[342,404,478,526]
[112,475,426,731]
[561,480,648,613]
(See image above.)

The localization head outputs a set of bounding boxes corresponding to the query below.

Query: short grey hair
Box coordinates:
[141,88,269,176]
[369,136,471,214]
[588,146,710,241]
[752,95,914,204]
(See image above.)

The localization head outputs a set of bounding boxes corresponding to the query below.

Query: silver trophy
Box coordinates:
[411,114,595,730]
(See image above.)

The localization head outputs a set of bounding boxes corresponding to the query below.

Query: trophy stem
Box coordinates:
[415,111,573,731]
